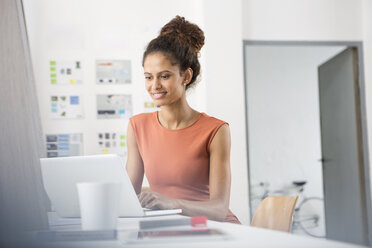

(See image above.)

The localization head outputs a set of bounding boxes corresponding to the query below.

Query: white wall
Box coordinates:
[242,0,363,41]
[201,0,249,224]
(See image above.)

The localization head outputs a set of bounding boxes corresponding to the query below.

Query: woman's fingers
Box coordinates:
[139,191,157,208]
[138,191,171,210]
[143,197,156,208]
[138,191,147,202]
[139,192,150,207]
[146,199,159,209]
[139,191,152,203]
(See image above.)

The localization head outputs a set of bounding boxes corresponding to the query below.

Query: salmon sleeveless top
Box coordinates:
[130,111,240,224]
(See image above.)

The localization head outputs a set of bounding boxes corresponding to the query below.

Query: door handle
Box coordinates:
[318,158,332,163]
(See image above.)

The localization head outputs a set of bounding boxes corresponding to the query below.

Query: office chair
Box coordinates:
[251,196,299,232]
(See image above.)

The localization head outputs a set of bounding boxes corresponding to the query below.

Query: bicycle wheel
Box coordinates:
[296,197,326,238]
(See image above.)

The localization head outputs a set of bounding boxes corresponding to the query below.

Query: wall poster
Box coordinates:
[50,95,83,119]
[49,60,82,85]
[45,133,83,158]
[97,132,127,157]
[97,94,132,119]
[96,60,131,84]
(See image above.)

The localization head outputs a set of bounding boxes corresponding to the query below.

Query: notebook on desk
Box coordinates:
[40,154,181,218]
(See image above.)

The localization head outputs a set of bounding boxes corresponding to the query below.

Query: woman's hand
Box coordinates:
[138,190,179,210]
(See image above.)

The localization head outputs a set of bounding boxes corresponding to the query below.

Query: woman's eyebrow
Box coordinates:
[144,70,172,75]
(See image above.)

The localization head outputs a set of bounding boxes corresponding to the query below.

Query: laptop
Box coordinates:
[40,154,182,218]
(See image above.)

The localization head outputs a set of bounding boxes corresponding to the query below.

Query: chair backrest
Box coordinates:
[251,196,299,232]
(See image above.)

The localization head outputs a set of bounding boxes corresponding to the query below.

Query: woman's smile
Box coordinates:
[151,91,167,99]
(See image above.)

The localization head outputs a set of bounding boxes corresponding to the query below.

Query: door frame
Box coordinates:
[243,40,371,244]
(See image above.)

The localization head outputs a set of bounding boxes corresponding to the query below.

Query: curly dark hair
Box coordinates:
[142,16,205,90]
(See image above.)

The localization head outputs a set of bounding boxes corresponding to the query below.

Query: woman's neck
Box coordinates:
[158,99,199,130]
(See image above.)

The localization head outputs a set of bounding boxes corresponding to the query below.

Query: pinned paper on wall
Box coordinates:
[97,132,127,157]
[45,133,83,158]
[50,95,84,119]
[97,94,132,119]
[49,60,82,85]
[96,60,131,84]
[144,101,159,113]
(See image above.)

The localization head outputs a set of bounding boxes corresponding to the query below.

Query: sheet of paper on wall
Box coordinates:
[50,60,82,85]
[96,60,131,84]
[97,94,132,119]
[45,133,83,158]
[97,132,127,157]
[144,101,160,113]
[50,95,84,119]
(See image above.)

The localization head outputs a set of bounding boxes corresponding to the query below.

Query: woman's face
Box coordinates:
[144,52,189,107]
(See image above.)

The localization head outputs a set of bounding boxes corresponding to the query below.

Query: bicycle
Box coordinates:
[290,181,326,238]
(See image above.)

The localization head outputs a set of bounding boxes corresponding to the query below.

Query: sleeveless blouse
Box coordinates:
[130,111,240,224]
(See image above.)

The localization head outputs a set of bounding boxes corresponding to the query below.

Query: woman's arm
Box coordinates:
[139,124,232,221]
[126,122,145,195]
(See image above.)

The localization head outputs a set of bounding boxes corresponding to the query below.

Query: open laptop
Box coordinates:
[40,154,182,218]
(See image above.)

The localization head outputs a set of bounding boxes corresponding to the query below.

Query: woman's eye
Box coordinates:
[145,76,152,80]
[161,74,170,79]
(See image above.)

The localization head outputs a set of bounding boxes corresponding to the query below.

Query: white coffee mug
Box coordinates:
[77,182,121,230]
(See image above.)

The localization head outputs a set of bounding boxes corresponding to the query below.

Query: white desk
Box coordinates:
[46,213,366,248]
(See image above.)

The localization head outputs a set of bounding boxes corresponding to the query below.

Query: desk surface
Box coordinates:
[47,213,366,248]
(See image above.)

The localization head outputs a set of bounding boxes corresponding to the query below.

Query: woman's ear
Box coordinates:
[183,68,193,85]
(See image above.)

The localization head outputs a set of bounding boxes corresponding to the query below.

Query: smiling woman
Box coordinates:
[126,16,240,224]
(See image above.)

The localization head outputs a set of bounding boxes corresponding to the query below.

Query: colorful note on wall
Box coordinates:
[49,60,82,85]
[97,132,127,157]
[144,101,159,113]
[96,60,131,84]
[45,133,83,157]
[97,94,132,119]
[50,95,84,119]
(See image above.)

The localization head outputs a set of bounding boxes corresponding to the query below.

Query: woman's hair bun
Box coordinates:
[160,16,205,53]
